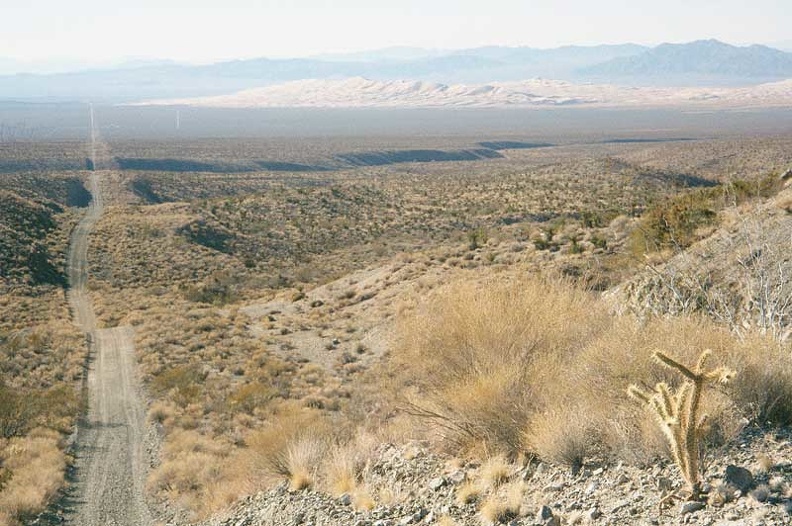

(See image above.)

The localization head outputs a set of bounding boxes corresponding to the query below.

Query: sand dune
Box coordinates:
[139,77,792,109]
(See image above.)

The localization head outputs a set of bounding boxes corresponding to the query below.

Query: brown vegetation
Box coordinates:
[3,135,792,522]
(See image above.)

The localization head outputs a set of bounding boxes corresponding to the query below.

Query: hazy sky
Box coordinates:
[3,0,790,65]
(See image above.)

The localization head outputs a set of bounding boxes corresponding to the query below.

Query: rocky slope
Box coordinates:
[196,427,792,526]
[608,174,792,341]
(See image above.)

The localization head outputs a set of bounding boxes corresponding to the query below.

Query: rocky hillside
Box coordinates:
[0,171,90,292]
[196,428,792,526]
[609,171,792,341]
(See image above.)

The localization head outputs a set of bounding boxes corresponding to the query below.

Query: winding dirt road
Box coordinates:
[64,167,152,525]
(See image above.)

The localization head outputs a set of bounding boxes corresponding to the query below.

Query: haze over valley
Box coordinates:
[2,39,792,102]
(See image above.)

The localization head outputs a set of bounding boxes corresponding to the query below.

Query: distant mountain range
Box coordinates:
[582,40,792,81]
[1,40,791,102]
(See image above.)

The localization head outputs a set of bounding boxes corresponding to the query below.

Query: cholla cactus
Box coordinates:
[628,350,735,500]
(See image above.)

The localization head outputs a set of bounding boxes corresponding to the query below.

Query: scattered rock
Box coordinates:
[724,465,754,493]
[680,501,706,515]
[428,477,447,491]
[537,505,554,521]
[193,428,792,526]
[448,470,466,484]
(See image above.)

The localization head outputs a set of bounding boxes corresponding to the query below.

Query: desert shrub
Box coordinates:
[629,176,784,257]
[151,365,206,408]
[0,382,81,438]
[629,191,717,255]
[227,381,277,415]
[524,404,599,472]
[394,277,792,467]
[181,271,241,305]
[721,174,784,204]
[0,385,30,439]
[724,334,792,425]
[147,429,236,519]
[467,228,488,250]
[392,276,609,455]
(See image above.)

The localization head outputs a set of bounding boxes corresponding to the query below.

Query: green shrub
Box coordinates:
[151,365,206,408]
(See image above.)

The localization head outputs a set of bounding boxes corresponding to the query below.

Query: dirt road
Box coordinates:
[64,170,153,525]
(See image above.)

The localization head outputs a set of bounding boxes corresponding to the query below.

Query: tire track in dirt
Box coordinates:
[64,165,153,525]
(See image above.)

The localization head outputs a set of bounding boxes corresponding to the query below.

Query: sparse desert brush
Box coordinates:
[0,428,66,525]
[227,381,277,415]
[147,400,177,426]
[147,429,238,518]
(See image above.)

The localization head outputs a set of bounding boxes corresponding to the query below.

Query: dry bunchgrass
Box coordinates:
[245,407,332,491]
[322,431,377,496]
[479,481,524,525]
[456,481,482,505]
[525,404,599,471]
[393,276,609,455]
[479,455,511,489]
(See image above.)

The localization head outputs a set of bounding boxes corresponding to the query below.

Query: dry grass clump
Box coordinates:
[394,275,792,471]
[0,428,67,525]
[323,432,377,497]
[479,482,524,525]
[246,407,332,491]
[147,425,307,519]
[723,334,792,425]
[525,404,599,472]
[394,276,609,455]
[456,480,482,505]
[478,455,511,489]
